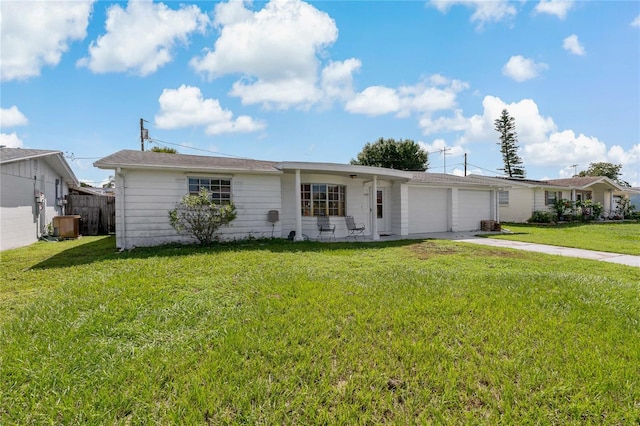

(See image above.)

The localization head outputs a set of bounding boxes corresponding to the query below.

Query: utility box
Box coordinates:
[480,220,501,232]
[53,215,82,238]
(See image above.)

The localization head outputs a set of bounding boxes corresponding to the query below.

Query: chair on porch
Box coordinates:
[317,215,335,240]
[344,216,365,239]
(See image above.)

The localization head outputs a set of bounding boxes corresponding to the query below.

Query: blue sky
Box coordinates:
[1,0,639,186]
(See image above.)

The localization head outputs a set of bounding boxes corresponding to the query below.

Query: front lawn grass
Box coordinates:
[1,236,639,424]
[491,222,640,255]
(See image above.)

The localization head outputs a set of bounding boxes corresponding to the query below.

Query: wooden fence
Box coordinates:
[67,194,116,235]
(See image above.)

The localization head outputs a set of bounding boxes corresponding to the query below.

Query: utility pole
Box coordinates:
[440,147,452,174]
[464,153,468,176]
[140,118,149,151]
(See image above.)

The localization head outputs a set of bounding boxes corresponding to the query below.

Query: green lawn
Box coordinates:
[1,236,639,424]
[491,222,640,255]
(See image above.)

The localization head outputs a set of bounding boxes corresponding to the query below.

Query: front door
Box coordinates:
[376,189,388,234]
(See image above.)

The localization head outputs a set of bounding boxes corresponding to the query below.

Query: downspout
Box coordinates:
[116,167,127,249]
[294,169,303,241]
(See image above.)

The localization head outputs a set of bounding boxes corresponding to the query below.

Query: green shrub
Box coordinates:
[549,198,573,221]
[168,188,237,244]
[527,210,553,223]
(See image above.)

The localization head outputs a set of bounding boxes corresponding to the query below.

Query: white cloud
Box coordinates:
[524,130,606,166]
[398,78,469,116]
[0,132,24,148]
[345,86,400,116]
[78,1,208,76]
[346,75,469,118]
[419,109,474,136]
[154,85,265,136]
[631,15,640,27]
[320,58,362,103]
[563,34,585,56]
[0,1,93,81]
[502,55,548,82]
[534,0,574,19]
[430,0,517,27]
[191,0,340,109]
[416,94,640,184]
[0,106,29,127]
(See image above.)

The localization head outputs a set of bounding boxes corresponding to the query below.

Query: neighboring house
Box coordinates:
[470,175,633,223]
[94,150,503,249]
[1,147,79,251]
[629,188,640,210]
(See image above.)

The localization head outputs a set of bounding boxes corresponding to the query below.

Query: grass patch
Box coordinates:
[492,222,640,255]
[1,236,639,423]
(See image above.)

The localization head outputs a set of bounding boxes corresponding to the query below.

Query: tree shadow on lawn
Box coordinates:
[30,236,422,270]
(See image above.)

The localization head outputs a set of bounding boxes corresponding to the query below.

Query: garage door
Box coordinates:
[458,190,491,231]
[408,187,448,233]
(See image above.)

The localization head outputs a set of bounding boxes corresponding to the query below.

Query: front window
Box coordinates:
[188,177,231,204]
[301,184,346,216]
[545,191,562,206]
[498,191,509,205]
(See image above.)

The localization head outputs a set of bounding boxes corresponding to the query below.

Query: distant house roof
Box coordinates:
[545,176,622,189]
[94,149,280,174]
[70,186,115,196]
[411,172,501,187]
[1,147,79,185]
[469,174,628,192]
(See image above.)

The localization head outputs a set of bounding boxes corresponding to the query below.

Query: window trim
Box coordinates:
[301,183,346,217]
[545,191,562,206]
[188,176,232,205]
[498,190,509,206]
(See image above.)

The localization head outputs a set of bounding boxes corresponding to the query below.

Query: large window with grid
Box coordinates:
[301,184,346,216]
[188,177,232,204]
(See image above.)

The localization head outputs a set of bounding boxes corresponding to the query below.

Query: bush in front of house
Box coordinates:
[168,188,237,244]
[576,199,604,222]
[527,211,553,224]
[549,198,573,222]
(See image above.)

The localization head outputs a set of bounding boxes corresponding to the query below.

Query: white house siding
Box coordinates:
[280,173,370,239]
[390,182,408,236]
[115,169,282,249]
[1,158,68,251]
[497,188,536,222]
[458,189,491,230]
[407,187,449,233]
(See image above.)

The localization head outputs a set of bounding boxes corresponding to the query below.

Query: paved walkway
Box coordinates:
[336,231,640,267]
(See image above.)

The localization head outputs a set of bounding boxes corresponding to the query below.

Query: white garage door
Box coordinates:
[408,187,448,233]
[458,190,491,231]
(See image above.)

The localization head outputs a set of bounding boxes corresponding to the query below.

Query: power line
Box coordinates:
[467,162,504,176]
[146,137,247,159]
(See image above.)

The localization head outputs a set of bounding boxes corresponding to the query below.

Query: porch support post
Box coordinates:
[609,190,614,217]
[372,175,379,240]
[294,169,303,241]
[571,189,576,215]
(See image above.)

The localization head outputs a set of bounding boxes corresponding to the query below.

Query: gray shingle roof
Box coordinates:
[0,147,63,164]
[94,149,280,172]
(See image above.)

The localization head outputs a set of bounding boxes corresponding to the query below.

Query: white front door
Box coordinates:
[376,189,388,234]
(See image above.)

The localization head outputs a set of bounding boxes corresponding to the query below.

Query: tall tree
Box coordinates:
[494,109,526,178]
[350,137,428,171]
[575,162,630,187]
